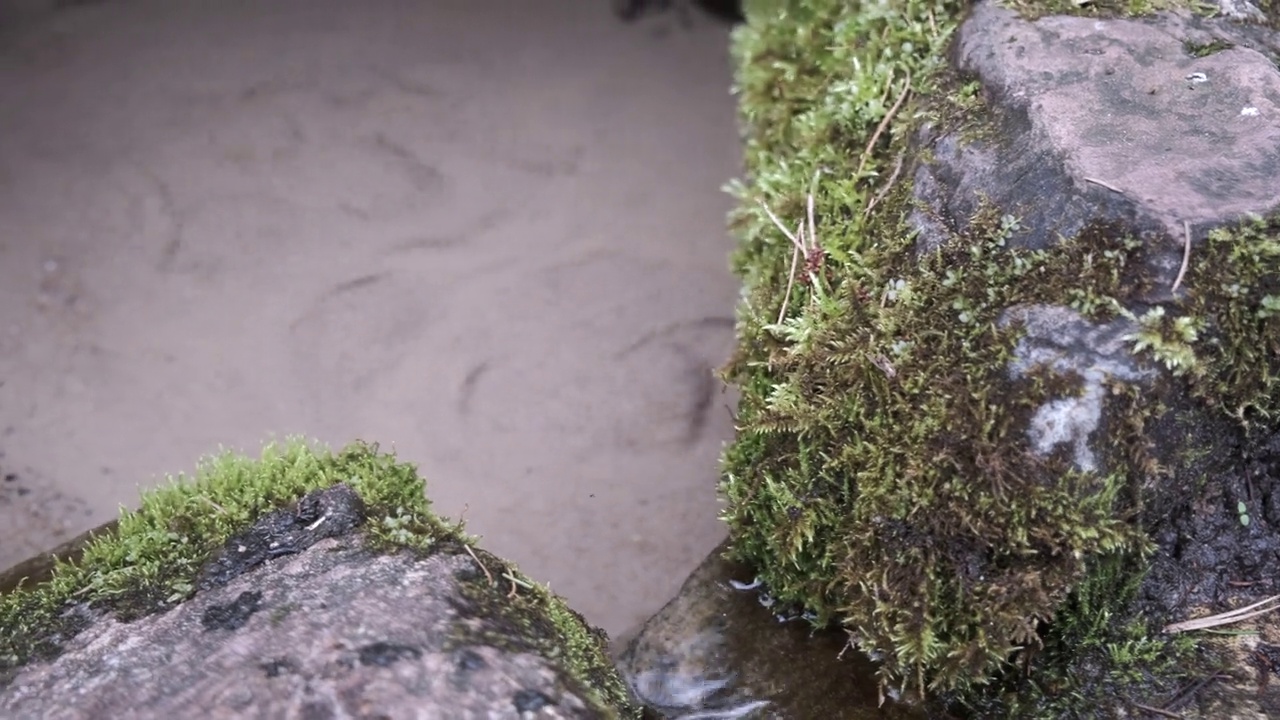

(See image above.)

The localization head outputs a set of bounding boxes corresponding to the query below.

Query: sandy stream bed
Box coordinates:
[0,0,742,639]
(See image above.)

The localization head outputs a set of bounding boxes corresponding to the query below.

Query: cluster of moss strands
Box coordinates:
[721,206,1157,696]
[1184,215,1280,425]
[0,440,636,717]
[718,0,1279,708]
[447,543,635,716]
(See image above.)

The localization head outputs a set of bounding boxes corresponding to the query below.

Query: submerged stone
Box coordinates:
[617,540,924,720]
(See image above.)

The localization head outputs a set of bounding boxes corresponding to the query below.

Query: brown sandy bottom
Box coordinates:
[0,0,742,638]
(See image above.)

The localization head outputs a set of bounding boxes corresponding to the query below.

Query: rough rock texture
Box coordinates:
[616,541,920,720]
[910,3,1280,712]
[931,0,1280,708]
[938,0,1280,606]
[713,0,1280,714]
[0,483,634,720]
[916,2,1280,269]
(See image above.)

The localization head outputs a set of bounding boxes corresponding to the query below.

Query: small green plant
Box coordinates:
[1184,39,1235,57]
[954,80,985,111]
[1237,500,1251,527]
[1125,305,1203,375]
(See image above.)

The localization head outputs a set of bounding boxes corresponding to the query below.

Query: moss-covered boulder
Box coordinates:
[0,440,638,719]
[716,0,1280,715]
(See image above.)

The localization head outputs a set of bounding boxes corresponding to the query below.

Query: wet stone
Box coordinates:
[617,540,925,719]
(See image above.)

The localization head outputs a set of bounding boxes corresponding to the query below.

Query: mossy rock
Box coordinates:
[0,440,639,719]
[717,0,1279,714]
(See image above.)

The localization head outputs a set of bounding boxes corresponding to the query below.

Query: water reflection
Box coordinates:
[616,540,929,719]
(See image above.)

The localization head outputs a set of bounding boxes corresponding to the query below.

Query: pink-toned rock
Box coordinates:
[913,1,1280,295]
[0,485,636,720]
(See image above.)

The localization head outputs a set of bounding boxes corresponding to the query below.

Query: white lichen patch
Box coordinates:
[1001,304,1155,473]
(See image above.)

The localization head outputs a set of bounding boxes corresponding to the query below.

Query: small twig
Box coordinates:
[503,571,533,599]
[758,200,804,253]
[854,70,912,183]
[1084,176,1122,194]
[762,200,819,324]
[1171,220,1192,293]
[1163,593,1280,633]
[864,152,905,219]
[778,243,801,324]
[1161,673,1228,712]
[463,544,494,586]
[803,192,822,286]
[1131,702,1182,719]
[806,184,818,255]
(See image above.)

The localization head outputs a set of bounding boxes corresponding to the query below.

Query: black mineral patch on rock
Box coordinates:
[357,642,422,667]
[455,648,487,673]
[260,657,298,678]
[201,590,263,631]
[513,688,555,712]
[198,483,366,591]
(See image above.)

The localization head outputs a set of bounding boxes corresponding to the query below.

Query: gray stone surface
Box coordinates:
[912,1,1280,297]
[1,487,632,720]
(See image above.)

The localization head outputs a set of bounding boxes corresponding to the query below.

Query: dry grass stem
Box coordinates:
[1084,176,1122,193]
[1163,593,1280,633]
[761,192,826,323]
[463,543,494,586]
[502,571,532,599]
[807,188,817,260]
[1171,220,1192,293]
[779,241,802,323]
[758,199,804,252]
[854,70,912,183]
[865,152,905,219]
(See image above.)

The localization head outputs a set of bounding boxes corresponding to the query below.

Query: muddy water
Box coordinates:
[0,0,743,638]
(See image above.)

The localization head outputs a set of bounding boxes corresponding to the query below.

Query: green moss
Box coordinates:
[448,544,640,718]
[1000,0,1217,20]
[718,0,1277,711]
[1183,215,1280,426]
[2,438,457,677]
[1183,38,1235,56]
[957,552,1203,717]
[0,439,637,716]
